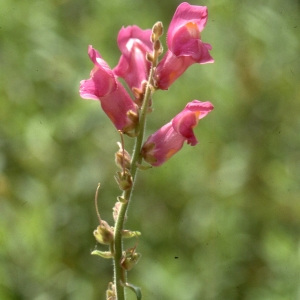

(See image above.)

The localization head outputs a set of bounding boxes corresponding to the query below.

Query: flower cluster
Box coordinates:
[80,2,214,166]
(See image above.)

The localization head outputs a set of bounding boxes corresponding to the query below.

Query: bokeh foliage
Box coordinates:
[1,0,300,299]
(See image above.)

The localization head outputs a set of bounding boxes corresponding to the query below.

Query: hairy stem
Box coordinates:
[113,67,154,300]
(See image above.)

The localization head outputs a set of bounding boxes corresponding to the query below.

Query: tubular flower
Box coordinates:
[154,2,214,90]
[141,100,214,166]
[113,26,152,91]
[80,45,138,133]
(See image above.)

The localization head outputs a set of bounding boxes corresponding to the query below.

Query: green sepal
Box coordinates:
[122,230,141,238]
[117,196,128,204]
[136,163,152,170]
[125,131,138,138]
[91,250,113,259]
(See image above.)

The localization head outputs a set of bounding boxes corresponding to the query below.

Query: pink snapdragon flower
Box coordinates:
[80,45,138,133]
[113,26,152,91]
[154,2,214,90]
[141,100,214,166]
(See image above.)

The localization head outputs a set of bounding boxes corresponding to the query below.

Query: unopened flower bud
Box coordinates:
[146,52,154,63]
[151,21,163,42]
[152,40,163,64]
[154,40,162,53]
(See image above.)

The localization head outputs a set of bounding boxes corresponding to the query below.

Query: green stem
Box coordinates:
[113,67,154,300]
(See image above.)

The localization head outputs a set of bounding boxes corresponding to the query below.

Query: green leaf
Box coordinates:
[91,250,113,259]
[136,163,152,170]
[122,230,141,238]
[125,282,142,300]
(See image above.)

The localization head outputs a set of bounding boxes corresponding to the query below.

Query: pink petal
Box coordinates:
[99,84,137,131]
[185,100,214,119]
[170,24,214,62]
[167,3,208,49]
[141,100,214,166]
[142,122,186,166]
[154,50,196,90]
[79,46,117,99]
[172,110,199,146]
[117,26,152,54]
[113,26,152,90]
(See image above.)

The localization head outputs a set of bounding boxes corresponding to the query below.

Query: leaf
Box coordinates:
[125,282,142,300]
[91,250,113,259]
[122,230,141,238]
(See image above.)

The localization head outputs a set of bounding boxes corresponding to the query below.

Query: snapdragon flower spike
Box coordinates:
[141,100,214,166]
[154,2,214,90]
[113,26,152,91]
[80,46,138,133]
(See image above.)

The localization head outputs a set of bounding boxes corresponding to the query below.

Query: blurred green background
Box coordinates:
[1,0,300,299]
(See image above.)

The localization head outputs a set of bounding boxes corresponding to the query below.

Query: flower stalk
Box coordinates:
[113,65,154,300]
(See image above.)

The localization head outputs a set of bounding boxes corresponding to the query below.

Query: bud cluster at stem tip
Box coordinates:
[151,21,163,42]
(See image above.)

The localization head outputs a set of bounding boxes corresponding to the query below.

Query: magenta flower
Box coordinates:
[80,45,138,133]
[154,2,214,90]
[141,100,214,166]
[113,26,152,91]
